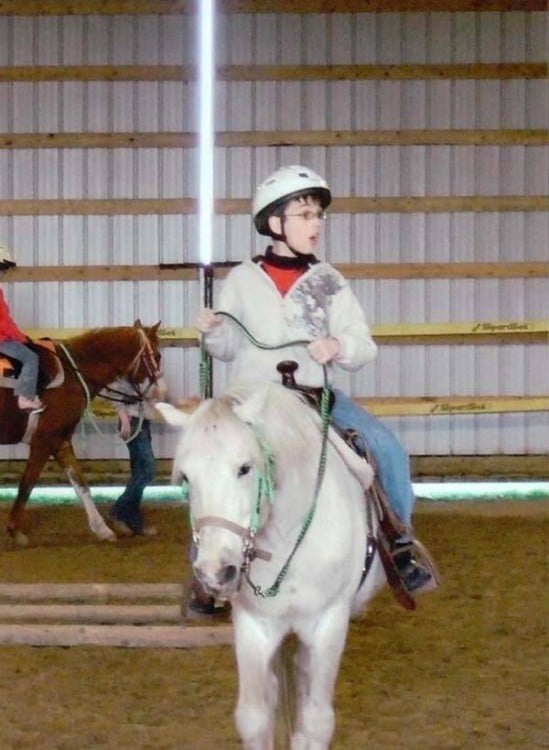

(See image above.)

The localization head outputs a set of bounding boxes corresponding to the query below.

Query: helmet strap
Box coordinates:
[269,215,301,257]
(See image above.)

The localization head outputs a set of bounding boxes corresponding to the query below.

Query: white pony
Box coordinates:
[157,383,386,750]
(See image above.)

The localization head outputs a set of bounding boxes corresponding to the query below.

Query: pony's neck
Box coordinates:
[257,404,324,532]
[66,327,141,394]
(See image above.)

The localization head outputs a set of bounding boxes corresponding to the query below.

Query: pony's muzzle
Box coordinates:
[193,550,243,596]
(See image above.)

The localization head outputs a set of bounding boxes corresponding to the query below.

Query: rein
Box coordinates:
[98,377,158,444]
[57,342,102,435]
[196,312,332,598]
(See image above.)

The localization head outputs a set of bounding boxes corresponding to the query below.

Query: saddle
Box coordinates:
[0,339,64,391]
[276,361,436,611]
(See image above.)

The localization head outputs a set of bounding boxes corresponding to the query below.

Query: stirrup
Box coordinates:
[393,538,441,594]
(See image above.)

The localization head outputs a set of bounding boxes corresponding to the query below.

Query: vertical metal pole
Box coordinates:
[202,264,214,398]
[197,0,215,398]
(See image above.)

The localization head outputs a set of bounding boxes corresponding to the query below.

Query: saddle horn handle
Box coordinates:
[276,360,299,389]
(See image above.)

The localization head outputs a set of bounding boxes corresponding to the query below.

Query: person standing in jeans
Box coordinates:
[108,378,164,537]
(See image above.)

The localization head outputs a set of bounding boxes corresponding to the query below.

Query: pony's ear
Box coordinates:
[133,318,143,328]
[155,402,190,428]
[233,384,270,424]
[151,320,161,335]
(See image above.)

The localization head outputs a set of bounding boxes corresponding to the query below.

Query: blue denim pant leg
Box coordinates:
[111,419,155,532]
[0,340,39,399]
[331,389,415,526]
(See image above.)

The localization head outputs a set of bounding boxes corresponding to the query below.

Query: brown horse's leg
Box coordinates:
[54,441,116,542]
[7,443,52,547]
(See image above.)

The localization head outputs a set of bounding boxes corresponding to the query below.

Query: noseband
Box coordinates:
[192,515,272,565]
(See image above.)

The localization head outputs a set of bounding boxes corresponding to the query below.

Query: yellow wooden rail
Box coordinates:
[2,130,547,149]
[25,319,549,348]
[0,63,545,83]
[0,1,545,15]
[6,316,549,415]
[1,195,547,216]
[8,262,549,283]
[359,395,549,416]
[88,395,549,419]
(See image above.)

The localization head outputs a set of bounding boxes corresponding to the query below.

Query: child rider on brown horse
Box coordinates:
[0,243,45,414]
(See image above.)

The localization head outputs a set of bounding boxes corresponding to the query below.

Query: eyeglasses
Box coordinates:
[284,210,328,222]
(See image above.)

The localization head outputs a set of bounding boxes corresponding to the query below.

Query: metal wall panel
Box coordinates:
[0,10,547,461]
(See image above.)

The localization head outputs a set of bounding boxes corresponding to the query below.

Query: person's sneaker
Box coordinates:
[136,525,158,537]
[109,517,134,538]
[108,509,157,538]
[18,395,45,414]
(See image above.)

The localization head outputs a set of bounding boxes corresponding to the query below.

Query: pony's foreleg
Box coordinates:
[292,606,350,750]
[54,441,116,542]
[233,607,283,750]
[6,443,52,547]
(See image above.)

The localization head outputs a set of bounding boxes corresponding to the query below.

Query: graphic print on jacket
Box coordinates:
[287,270,345,339]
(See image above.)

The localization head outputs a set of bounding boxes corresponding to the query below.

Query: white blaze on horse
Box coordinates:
[157,382,387,750]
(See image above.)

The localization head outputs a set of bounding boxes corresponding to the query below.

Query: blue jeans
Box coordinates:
[0,340,39,399]
[110,418,155,533]
[330,389,415,526]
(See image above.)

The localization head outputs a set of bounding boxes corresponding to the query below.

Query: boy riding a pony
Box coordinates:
[0,243,45,414]
[196,165,435,596]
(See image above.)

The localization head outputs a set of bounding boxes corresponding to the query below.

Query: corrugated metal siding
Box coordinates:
[0,11,547,461]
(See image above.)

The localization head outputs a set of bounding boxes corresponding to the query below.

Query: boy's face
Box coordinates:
[269,196,325,256]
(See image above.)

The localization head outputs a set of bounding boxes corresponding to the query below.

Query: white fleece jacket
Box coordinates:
[203,259,378,388]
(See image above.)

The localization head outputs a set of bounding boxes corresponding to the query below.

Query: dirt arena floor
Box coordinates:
[0,498,546,750]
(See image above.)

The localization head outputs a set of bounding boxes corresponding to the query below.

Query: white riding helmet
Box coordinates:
[0,243,16,267]
[252,165,332,236]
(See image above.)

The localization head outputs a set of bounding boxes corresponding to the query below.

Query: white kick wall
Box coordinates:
[0,9,547,462]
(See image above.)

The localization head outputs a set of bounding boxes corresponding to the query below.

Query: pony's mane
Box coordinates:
[68,326,136,348]
[182,383,325,482]
[224,382,324,474]
[65,326,145,362]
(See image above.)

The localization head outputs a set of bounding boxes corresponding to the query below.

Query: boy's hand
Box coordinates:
[117,410,132,440]
[195,308,222,333]
[308,337,340,364]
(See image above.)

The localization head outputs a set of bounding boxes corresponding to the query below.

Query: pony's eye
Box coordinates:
[238,463,251,477]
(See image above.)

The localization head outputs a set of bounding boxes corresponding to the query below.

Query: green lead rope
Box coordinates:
[248,385,331,598]
[199,310,312,400]
[199,311,333,598]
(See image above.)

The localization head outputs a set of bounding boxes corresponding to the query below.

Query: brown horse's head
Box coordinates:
[131,319,162,387]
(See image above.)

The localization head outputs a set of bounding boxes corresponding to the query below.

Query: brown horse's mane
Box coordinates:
[64,326,140,357]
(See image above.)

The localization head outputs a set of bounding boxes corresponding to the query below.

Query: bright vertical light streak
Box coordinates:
[198,0,215,265]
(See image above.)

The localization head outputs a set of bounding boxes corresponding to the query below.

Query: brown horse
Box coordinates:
[0,321,163,546]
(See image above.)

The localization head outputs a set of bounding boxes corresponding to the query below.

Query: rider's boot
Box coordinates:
[392,537,437,594]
